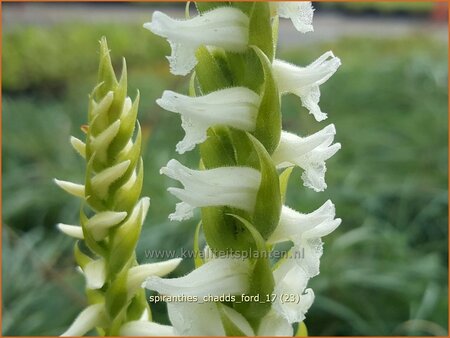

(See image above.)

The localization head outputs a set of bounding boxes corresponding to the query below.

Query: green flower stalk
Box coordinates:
[143,1,341,336]
[55,38,181,336]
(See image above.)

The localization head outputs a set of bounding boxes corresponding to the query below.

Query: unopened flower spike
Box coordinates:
[55,37,181,336]
[146,1,342,336]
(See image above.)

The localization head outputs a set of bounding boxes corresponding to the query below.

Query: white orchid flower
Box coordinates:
[160,159,261,221]
[272,124,341,192]
[144,7,249,76]
[143,256,250,298]
[157,87,260,154]
[168,302,254,336]
[276,1,314,33]
[268,200,341,245]
[273,52,341,121]
[272,257,315,324]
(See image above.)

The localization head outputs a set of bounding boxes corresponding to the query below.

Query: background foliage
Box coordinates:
[2,4,448,336]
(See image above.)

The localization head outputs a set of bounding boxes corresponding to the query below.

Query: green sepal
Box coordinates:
[195,46,231,94]
[202,207,256,254]
[193,221,204,268]
[108,58,128,123]
[251,46,281,154]
[280,167,293,205]
[228,216,273,324]
[296,322,309,337]
[272,14,280,56]
[228,128,258,169]
[107,204,144,277]
[112,158,144,213]
[218,304,247,336]
[248,2,274,62]
[96,37,118,101]
[105,268,129,321]
[249,134,281,240]
[200,127,236,169]
[109,90,139,158]
[126,289,150,321]
[189,71,198,97]
[80,207,108,257]
[195,2,230,14]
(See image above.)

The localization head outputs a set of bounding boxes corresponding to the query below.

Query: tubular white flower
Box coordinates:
[277,1,314,33]
[157,87,260,154]
[127,258,182,294]
[144,8,249,76]
[273,52,341,121]
[160,159,261,221]
[143,256,250,297]
[57,223,84,240]
[273,257,315,324]
[268,200,341,245]
[60,303,106,336]
[120,321,175,336]
[272,125,341,192]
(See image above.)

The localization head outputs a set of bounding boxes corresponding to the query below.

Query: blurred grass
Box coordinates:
[2,21,448,336]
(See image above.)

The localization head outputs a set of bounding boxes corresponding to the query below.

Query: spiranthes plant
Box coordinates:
[142,1,342,336]
[55,37,181,336]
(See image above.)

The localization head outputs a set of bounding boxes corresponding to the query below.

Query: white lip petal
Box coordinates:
[144,8,249,76]
[161,159,261,221]
[273,52,341,121]
[277,1,314,33]
[157,87,260,153]
[268,200,337,244]
[272,125,340,192]
[120,321,175,336]
[143,257,250,298]
[258,309,294,336]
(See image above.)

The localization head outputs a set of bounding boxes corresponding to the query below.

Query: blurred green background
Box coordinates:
[2,2,448,336]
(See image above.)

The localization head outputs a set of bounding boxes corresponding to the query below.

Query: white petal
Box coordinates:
[277,1,314,33]
[91,160,130,199]
[268,200,337,244]
[60,303,106,336]
[54,179,85,198]
[161,159,261,221]
[144,8,249,75]
[143,257,250,297]
[297,239,322,278]
[157,87,260,153]
[120,321,175,336]
[57,223,84,240]
[70,136,86,158]
[127,258,182,294]
[84,259,106,289]
[168,302,226,336]
[258,309,293,336]
[273,52,341,121]
[272,125,340,192]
